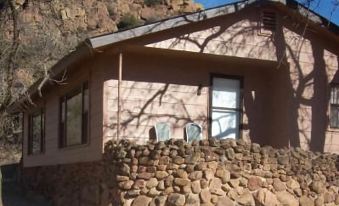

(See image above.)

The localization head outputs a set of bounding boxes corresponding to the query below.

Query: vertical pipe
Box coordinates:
[117,52,123,141]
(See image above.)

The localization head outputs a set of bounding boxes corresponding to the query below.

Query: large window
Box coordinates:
[59,82,89,147]
[210,76,242,139]
[330,85,339,128]
[28,110,44,155]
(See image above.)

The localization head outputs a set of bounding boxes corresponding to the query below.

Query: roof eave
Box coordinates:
[6,42,93,114]
[89,0,256,49]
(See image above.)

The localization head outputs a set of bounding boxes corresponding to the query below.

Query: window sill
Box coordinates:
[327,128,339,133]
[27,152,45,157]
[59,142,90,151]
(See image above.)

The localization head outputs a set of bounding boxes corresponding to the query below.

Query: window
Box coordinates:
[210,76,242,139]
[59,82,89,147]
[28,110,44,155]
[330,85,339,128]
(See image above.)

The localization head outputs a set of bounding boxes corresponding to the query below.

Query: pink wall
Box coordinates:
[22,3,339,167]
[140,5,339,153]
[22,57,105,167]
[102,49,275,146]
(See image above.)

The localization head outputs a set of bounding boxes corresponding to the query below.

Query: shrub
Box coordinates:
[144,0,162,7]
[145,15,162,24]
[117,14,142,30]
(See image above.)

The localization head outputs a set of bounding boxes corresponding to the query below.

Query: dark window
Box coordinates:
[330,85,339,128]
[28,110,44,155]
[59,82,89,148]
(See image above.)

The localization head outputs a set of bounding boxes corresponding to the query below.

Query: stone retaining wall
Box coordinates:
[23,139,339,206]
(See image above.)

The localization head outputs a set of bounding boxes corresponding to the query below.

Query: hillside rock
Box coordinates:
[0,0,202,93]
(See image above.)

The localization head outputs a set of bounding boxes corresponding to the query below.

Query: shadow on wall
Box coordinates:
[104,3,338,152]
[104,7,273,144]
[271,17,338,152]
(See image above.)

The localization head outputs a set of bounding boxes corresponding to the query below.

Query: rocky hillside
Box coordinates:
[0,0,202,93]
[0,0,202,153]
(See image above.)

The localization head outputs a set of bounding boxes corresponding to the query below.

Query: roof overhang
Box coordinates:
[89,0,256,49]
[7,42,93,114]
[88,0,338,49]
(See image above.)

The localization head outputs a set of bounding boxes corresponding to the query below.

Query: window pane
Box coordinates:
[331,87,339,104]
[31,114,42,154]
[83,84,89,112]
[186,124,202,143]
[330,106,339,128]
[212,78,240,109]
[66,92,82,146]
[82,85,89,144]
[61,100,66,122]
[155,123,170,142]
[59,99,66,147]
[211,109,239,139]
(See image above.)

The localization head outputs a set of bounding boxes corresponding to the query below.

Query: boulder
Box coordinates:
[216,196,234,206]
[236,191,255,206]
[191,180,201,194]
[132,195,152,206]
[299,196,314,206]
[311,181,326,194]
[273,178,286,192]
[200,189,212,203]
[174,178,190,187]
[185,193,200,206]
[276,191,298,206]
[254,188,280,206]
[167,193,185,206]
[146,178,158,189]
[248,176,262,191]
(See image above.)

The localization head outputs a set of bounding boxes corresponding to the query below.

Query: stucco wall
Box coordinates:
[143,6,339,153]
[22,57,105,167]
[102,50,274,146]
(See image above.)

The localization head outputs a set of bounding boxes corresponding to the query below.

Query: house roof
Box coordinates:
[88,0,339,49]
[7,0,339,113]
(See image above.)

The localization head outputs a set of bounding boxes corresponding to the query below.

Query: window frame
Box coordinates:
[208,74,244,139]
[28,109,45,155]
[330,84,339,129]
[59,82,89,148]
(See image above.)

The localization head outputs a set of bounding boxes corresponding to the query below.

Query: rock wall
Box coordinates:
[23,139,339,206]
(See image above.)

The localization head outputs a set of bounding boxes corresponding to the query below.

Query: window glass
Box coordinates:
[82,84,89,143]
[211,77,241,139]
[330,86,339,128]
[66,92,83,146]
[331,87,339,104]
[59,82,89,147]
[330,106,339,128]
[29,112,44,155]
[211,109,239,139]
[212,78,240,109]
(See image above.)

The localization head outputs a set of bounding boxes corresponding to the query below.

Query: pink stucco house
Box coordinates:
[8,0,339,167]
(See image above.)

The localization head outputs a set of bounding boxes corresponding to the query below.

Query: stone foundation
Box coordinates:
[22,161,116,205]
[23,139,339,206]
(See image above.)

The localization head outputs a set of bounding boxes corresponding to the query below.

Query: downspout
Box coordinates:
[117,52,123,141]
